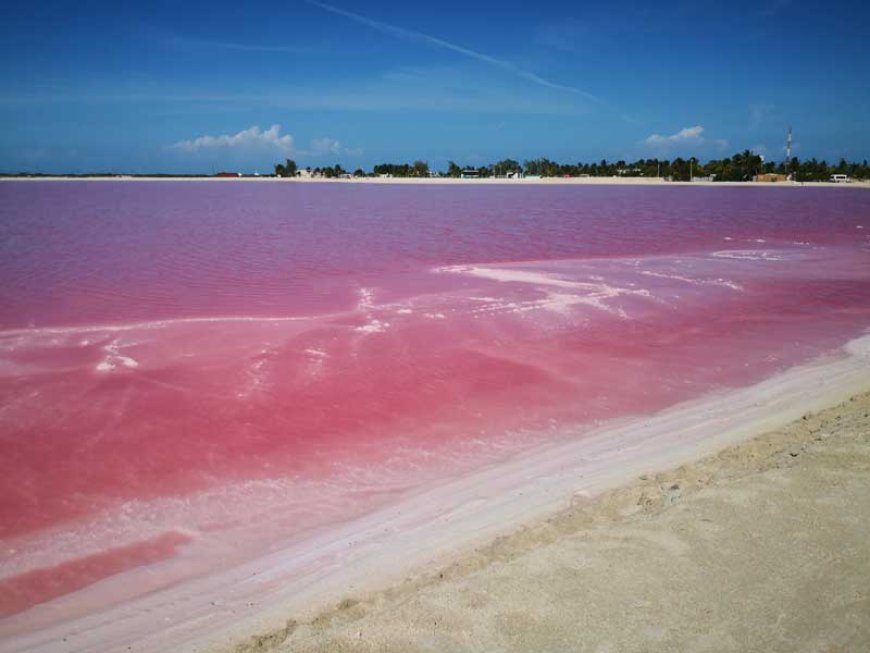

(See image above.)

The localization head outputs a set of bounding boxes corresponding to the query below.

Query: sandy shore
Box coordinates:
[3,336,869,653]
[248,389,870,653]
[216,392,870,653]
[2,176,868,188]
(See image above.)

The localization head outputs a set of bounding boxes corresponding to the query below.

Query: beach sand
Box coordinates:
[227,395,870,653]
[2,176,869,188]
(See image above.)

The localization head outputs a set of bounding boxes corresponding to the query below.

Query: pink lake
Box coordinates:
[1,181,869,619]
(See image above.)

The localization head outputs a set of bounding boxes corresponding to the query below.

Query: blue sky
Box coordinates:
[1,0,868,173]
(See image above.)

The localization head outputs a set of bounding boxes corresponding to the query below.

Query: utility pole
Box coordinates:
[690,158,694,182]
[785,126,793,179]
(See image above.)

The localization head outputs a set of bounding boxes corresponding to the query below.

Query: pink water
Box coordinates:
[1,182,869,618]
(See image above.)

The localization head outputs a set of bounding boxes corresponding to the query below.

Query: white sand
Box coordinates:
[274,390,870,653]
[2,176,869,188]
[3,334,869,653]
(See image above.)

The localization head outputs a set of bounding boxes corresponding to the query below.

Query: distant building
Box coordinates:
[215,171,242,178]
[460,169,479,179]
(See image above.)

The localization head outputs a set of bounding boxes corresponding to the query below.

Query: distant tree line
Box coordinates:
[372,160,431,177]
[273,152,870,182]
[273,159,297,177]
[5,152,867,180]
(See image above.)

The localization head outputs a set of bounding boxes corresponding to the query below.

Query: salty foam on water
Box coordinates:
[711,249,785,261]
[355,319,391,334]
[438,265,653,316]
[2,234,869,633]
[639,269,743,292]
[95,342,140,372]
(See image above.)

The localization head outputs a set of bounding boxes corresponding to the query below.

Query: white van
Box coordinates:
[830,174,850,183]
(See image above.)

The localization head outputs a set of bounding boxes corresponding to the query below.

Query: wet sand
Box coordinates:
[228,391,870,653]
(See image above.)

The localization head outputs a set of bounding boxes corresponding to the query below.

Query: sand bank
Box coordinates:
[255,389,870,653]
[292,176,870,188]
[4,335,868,653]
[2,176,868,188]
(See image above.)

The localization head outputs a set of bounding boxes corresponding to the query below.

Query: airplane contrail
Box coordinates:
[303,0,604,105]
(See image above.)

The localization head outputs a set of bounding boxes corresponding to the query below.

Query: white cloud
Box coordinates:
[172,124,294,152]
[307,137,342,155]
[299,137,363,158]
[645,125,704,145]
[171,126,362,161]
[644,125,728,150]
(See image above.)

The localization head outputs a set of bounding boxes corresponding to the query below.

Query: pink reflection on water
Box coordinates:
[0,182,869,618]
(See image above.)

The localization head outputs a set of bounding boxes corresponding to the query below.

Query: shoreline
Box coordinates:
[265,388,870,653]
[3,333,868,653]
[1,176,868,188]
